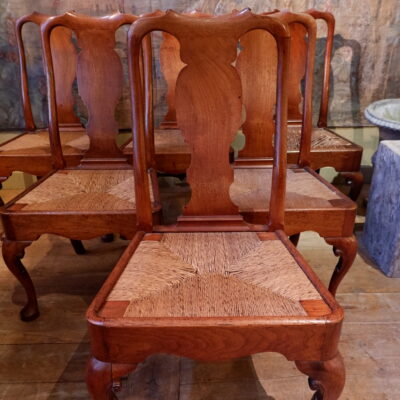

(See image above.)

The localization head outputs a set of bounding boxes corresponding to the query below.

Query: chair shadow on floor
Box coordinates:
[49,347,277,400]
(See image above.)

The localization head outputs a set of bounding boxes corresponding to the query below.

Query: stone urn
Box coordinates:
[365,98,400,140]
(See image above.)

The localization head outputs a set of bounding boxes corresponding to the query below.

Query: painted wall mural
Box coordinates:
[0,0,399,130]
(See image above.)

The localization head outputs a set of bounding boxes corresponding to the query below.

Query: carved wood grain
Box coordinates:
[175,33,242,217]
[237,29,276,158]
[51,26,81,126]
[75,27,123,159]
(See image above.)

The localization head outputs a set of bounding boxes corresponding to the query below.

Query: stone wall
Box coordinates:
[0,0,399,129]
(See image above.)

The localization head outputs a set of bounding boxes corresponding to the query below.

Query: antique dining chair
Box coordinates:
[283,9,363,200]
[86,10,345,400]
[1,12,161,322]
[131,9,363,199]
[306,9,363,201]
[0,13,89,202]
[122,10,212,175]
[235,10,363,201]
[10,12,91,254]
[231,11,357,296]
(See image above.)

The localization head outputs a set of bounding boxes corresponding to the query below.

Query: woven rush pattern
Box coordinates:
[124,129,189,154]
[107,232,323,318]
[124,127,348,154]
[0,131,89,155]
[15,169,154,211]
[287,126,351,151]
[231,168,340,212]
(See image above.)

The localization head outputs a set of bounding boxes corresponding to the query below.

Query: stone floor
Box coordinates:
[0,181,399,399]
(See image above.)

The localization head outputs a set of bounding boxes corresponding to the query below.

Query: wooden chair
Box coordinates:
[307,10,363,201]
[1,12,161,322]
[0,12,88,202]
[231,11,357,297]
[130,9,363,198]
[86,10,345,400]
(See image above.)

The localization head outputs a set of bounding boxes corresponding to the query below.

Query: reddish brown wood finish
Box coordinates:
[306,9,334,129]
[233,11,357,295]
[296,353,346,400]
[305,9,363,198]
[237,11,315,166]
[1,12,160,322]
[86,357,137,400]
[87,11,345,400]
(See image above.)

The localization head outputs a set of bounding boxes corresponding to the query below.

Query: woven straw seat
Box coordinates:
[0,130,89,156]
[124,126,349,154]
[231,167,343,211]
[287,125,352,151]
[100,232,331,319]
[12,169,155,212]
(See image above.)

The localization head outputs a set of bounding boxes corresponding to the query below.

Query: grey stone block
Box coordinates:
[363,141,400,276]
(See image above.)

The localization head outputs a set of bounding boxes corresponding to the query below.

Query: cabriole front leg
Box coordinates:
[2,238,37,321]
[295,352,345,400]
[86,356,137,400]
[324,235,357,296]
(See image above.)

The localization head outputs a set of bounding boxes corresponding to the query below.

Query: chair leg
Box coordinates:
[295,352,345,400]
[340,171,364,202]
[324,235,357,297]
[101,234,115,243]
[70,239,86,255]
[289,233,301,247]
[2,238,38,321]
[0,182,4,207]
[86,356,137,400]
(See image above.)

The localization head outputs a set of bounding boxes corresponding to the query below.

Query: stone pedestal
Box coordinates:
[363,141,400,276]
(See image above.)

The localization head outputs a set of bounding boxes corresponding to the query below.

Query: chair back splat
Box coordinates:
[16,12,82,132]
[40,12,151,169]
[128,10,290,232]
[236,11,316,167]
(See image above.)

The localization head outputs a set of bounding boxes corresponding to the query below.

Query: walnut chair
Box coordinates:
[0,13,88,196]
[307,10,363,201]
[1,12,161,322]
[128,9,363,198]
[231,11,357,297]
[86,10,346,400]
[235,10,363,201]
[10,12,91,254]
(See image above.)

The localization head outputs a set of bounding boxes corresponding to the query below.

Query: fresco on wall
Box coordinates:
[0,0,399,130]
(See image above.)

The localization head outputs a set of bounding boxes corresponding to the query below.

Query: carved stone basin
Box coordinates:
[365,99,400,140]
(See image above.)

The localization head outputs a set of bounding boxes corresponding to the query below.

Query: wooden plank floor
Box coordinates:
[0,183,399,399]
